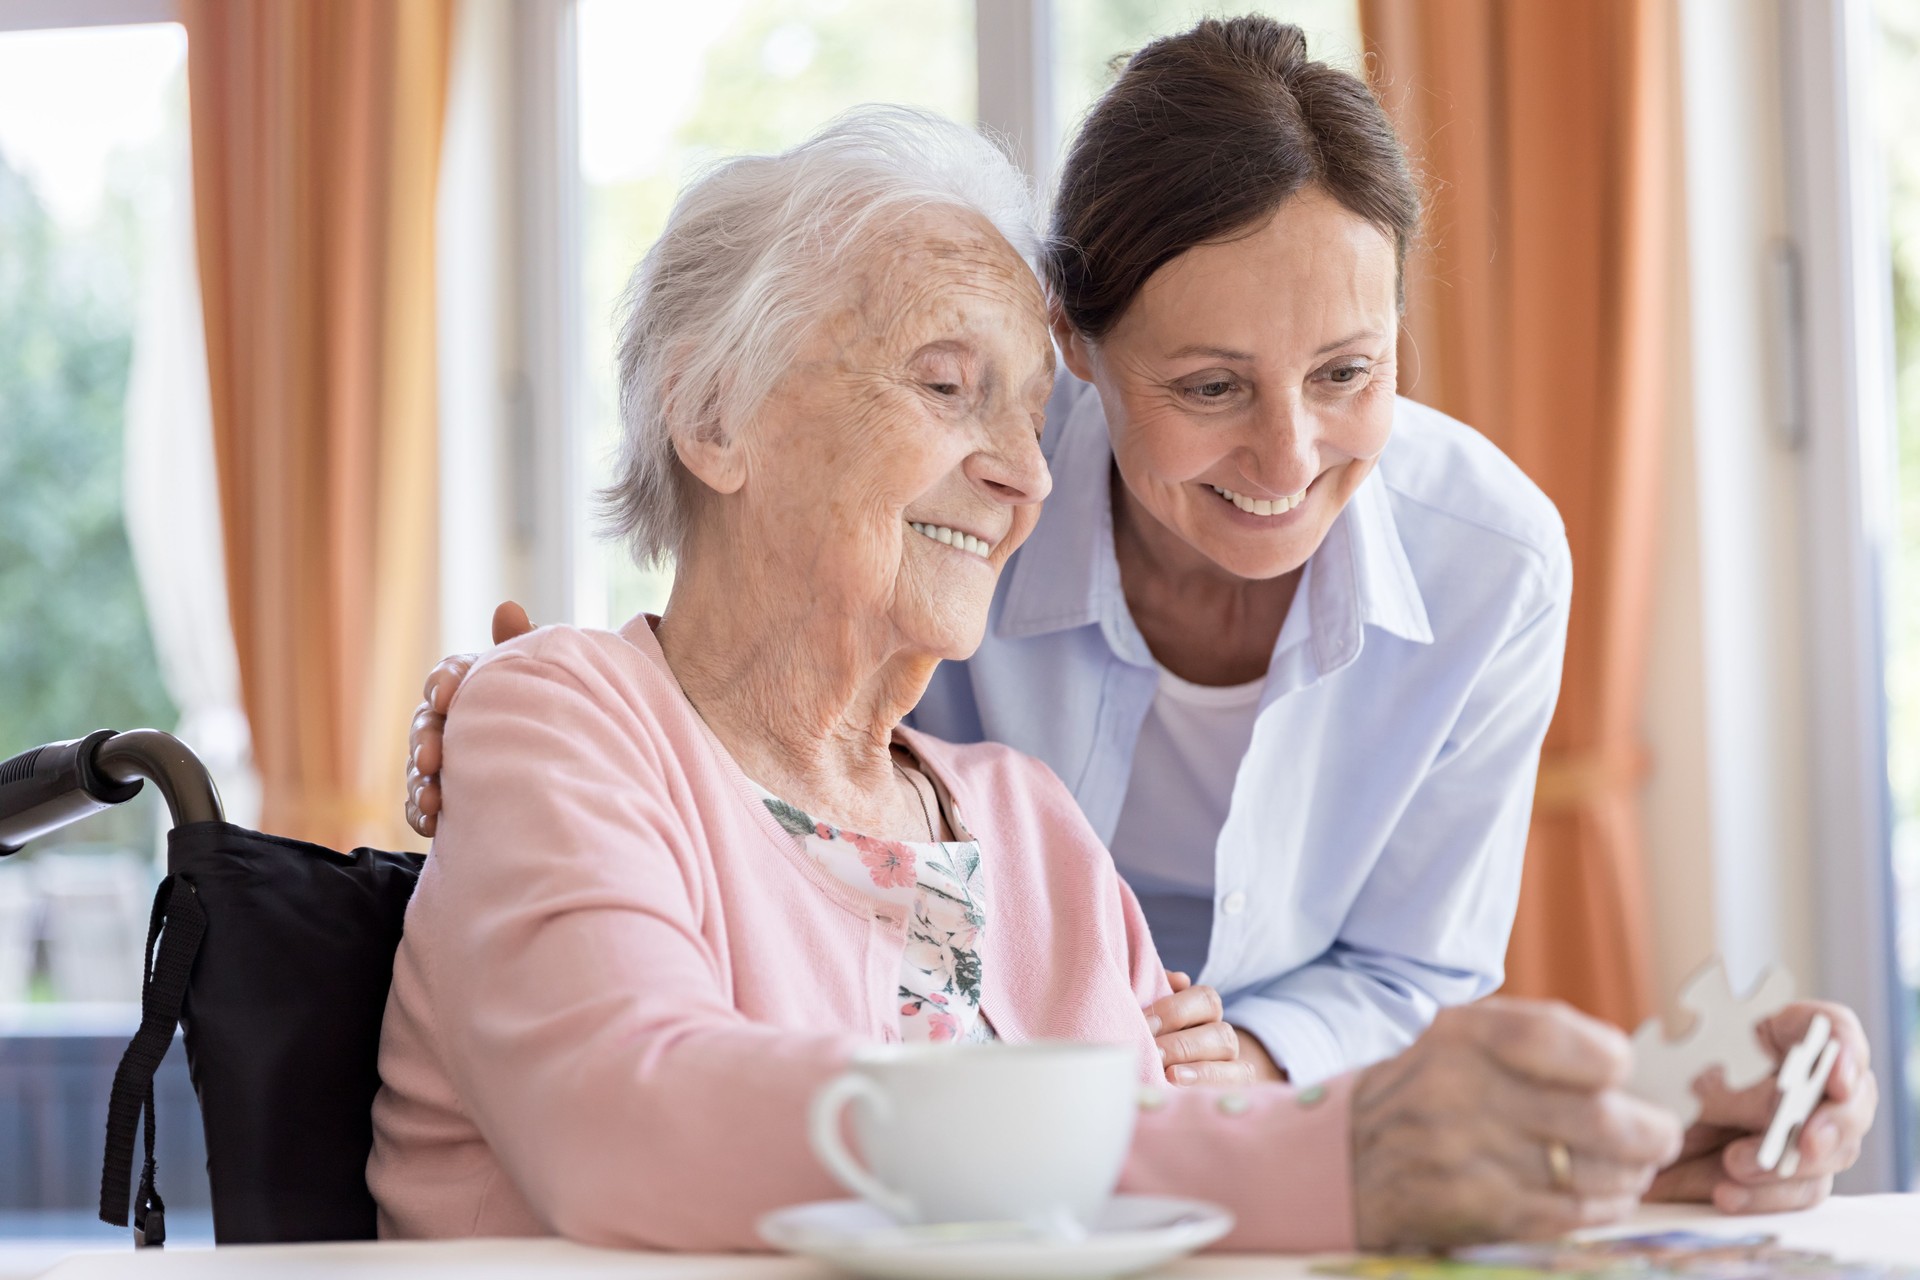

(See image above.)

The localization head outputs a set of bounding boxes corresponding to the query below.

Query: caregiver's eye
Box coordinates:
[1322,361,1371,387]
[1180,376,1239,402]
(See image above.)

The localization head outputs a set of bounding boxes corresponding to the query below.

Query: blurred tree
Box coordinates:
[0,152,176,763]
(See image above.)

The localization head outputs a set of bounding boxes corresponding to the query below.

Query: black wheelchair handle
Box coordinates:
[0,729,223,856]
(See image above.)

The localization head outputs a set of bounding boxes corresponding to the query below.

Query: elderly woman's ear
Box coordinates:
[670,426,749,496]
[659,352,751,496]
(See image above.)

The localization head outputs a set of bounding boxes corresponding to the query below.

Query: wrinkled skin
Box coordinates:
[650,204,1056,842]
[664,211,1053,682]
[1351,1000,1682,1249]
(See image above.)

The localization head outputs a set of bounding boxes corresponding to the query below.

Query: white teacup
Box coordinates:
[808,1040,1139,1227]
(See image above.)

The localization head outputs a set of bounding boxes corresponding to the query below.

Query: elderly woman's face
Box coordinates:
[716,208,1054,658]
[1068,186,1399,583]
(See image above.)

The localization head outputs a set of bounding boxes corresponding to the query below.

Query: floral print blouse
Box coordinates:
[758,782,994,1045]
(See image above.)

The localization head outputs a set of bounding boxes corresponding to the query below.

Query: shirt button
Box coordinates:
[1221,890,1247,916]
[1296,1084,1327,1109]
[1137,1088,1169,1112]
[1216,1092,1252,1116]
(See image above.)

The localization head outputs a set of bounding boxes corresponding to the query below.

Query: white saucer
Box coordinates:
[756,1195,1234,1279]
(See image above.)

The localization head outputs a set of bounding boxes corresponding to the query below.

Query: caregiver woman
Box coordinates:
[415,17,1546,1087]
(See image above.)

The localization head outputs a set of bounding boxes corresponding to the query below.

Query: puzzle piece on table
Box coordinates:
[1759,1011,1841,1176]
[1626,959,1793,1128]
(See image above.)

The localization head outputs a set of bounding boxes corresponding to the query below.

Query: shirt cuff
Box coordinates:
[1226,992,1346,1088]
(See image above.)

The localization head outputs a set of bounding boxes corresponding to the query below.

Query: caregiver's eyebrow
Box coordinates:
[1165,344,1256,361]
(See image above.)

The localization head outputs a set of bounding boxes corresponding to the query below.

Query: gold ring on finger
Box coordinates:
[1546,1139,1574,1193]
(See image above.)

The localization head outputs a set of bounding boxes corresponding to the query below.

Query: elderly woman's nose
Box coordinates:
[965,415,1052,505]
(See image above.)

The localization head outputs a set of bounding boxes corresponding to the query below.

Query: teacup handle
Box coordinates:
[808,1072,917,1221]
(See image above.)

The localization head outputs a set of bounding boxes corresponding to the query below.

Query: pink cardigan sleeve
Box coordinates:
[421,643,858,1249]
[1107,857,1360,1253]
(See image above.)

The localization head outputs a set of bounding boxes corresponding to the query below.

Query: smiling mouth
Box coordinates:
[1210,483,1307,517]
[907,520,993,560]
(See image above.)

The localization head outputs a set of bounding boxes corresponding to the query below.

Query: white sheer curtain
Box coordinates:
[120,112,260,837]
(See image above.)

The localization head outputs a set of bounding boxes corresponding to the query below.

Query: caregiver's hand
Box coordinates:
[405,601,537,837]
[1645,1000,1877,1215]
[1351,999,1683,1251]
[1150,971,1251,1085]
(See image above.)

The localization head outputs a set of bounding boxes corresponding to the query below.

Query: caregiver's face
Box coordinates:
[737,206,1054,657]
[1066,186,1399,582]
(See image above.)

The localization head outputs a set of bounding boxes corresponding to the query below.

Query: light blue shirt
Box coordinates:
[908,377,1572,1084]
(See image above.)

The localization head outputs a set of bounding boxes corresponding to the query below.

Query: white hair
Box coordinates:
[600,104,1042,568]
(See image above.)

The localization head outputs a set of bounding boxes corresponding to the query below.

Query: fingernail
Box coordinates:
[1721,1186,1750,1212]
[1158,1047,1167,1064]
[1147,1015,1162,1035]
[1173,1066,1196,1084]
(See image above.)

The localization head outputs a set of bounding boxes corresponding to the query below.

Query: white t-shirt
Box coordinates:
[1106,664,1265,981]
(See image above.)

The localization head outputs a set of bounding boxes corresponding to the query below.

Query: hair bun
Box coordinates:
[1213,15,1311,75]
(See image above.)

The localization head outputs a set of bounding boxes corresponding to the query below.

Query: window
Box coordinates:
[565,0,1360,630]
[0,11,220,1244]
[1872,0,1920,1184]
[0,22,183,856]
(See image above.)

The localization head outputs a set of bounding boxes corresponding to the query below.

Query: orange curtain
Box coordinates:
[1359,0,1671,1027]
[184,0,451,852]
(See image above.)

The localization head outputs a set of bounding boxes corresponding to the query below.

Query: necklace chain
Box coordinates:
[890,755,937,843]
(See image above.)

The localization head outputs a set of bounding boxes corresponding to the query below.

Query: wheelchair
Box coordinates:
[0,729,423,1247]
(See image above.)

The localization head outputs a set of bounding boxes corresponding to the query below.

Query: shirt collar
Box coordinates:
[998,386,1434,665]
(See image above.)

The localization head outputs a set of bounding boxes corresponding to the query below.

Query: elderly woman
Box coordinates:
[369,106,1864,1254]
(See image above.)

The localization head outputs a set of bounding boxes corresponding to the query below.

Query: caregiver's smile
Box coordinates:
[1210,479,1308,518]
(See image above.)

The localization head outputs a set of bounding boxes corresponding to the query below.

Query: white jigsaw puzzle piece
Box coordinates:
[1626,959,1793,1129]
[1759,1013,1839,1176]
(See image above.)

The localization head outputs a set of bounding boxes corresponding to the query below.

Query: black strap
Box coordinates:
[99,875,206,1247]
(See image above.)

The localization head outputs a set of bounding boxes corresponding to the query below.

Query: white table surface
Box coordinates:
[11,1197,1916,1280]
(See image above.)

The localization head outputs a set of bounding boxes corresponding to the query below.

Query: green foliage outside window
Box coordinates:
[0,152,176,776]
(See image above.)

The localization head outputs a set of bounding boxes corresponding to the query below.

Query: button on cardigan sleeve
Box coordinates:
[1225,548,1573,1085]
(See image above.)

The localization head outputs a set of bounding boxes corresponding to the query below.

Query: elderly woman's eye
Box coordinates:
[925,382,961,397]
[1325,362,1371,386]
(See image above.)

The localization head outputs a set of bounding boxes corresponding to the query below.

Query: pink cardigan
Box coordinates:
[368,618,1356,1252]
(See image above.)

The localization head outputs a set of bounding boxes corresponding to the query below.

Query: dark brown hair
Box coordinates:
[1046,16,1420,340]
